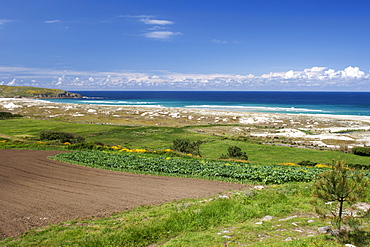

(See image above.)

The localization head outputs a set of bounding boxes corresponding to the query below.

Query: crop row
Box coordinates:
[54,151,339,184]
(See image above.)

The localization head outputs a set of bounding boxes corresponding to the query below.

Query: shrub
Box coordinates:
[352,147,370,156]
[39,130,85,144]
[346,163,370,170]
[298,160,318,167]
[0,112,22,119]
[220,146,248,160]
[172,139,202,157]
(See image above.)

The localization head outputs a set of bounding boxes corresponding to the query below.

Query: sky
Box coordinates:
[1,0,370,91]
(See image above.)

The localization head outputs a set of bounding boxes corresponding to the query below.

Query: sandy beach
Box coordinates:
[1,97,370,149]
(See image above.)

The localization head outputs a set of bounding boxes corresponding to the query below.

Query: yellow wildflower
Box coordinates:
[315,164,332,169]
[277,162,300,167]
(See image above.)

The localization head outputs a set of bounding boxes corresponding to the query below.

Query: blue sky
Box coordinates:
[1,0,370,91]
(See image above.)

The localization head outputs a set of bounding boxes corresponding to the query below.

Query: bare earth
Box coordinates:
[0,149,245,239]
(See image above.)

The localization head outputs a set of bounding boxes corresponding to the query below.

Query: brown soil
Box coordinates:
[0,149,245,239]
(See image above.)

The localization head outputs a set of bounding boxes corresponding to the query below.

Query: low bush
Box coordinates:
[0,112,22,119]
[172,139,202,156]
[297,160,318,167]
[346,163,370,170]
[220,146,248,160]
[352,147,370,156]
[39,130,85,144]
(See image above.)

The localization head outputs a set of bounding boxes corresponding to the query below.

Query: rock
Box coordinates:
[318,226,331,234]
[261,215,273,221]
[278,215,297,221]
[353,202,370,212]
[345,202,370,217]
[254,185,264,190]
[34,91,82,98]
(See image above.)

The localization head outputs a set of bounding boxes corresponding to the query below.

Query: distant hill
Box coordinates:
[0,85,82,98]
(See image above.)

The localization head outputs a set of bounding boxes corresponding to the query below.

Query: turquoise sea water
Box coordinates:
[42,91,370,117]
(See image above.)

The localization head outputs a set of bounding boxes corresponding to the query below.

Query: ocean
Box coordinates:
[41,91,370,117]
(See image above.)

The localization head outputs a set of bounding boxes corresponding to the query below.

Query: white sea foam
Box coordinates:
[81,100,119,104]
[112,104,164,108]
[185,105,325,113]
[81,100,157,105]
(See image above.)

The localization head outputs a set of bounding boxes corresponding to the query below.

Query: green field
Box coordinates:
[1,117,370,246]
[2,118,370,166]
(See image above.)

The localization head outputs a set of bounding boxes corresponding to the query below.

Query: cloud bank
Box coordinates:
[1,66,369,91]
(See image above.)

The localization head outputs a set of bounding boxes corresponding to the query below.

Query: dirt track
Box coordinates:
[0,149,245,239]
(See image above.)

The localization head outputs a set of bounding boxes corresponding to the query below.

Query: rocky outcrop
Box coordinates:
[33,91,82,98]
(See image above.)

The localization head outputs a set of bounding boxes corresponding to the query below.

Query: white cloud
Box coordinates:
[7,78,16,85]
[341,66,365,78]
[212,39,242,44]
[44,20,61,24]
[119,15,153,18]
[143,31,181,40]
[284,70,295,79]
[140,18,173,25]
[0,19,12,26]
[122,14,180,40]
[212,39,228,44]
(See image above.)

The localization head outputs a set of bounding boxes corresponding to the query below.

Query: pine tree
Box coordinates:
[312,158,368,236]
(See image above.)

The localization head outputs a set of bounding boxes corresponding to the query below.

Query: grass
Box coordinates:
[0,118,121,139]
[0,85,69,98]
[2,182,368,246]
[2,118,370,166]
[201,139,370,165]
[0,118,216,149]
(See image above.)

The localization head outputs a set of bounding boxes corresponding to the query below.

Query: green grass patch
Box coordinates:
[201,139,370,165]
[0,118,121,139]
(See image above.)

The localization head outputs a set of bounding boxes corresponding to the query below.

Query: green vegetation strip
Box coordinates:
[54,151,328,184]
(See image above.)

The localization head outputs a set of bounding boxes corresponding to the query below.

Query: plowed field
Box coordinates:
[0,149,245,239]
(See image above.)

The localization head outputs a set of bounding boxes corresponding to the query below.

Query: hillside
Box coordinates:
[0,85,81,98]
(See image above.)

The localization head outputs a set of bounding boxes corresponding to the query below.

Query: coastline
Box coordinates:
[1,97,370,149]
